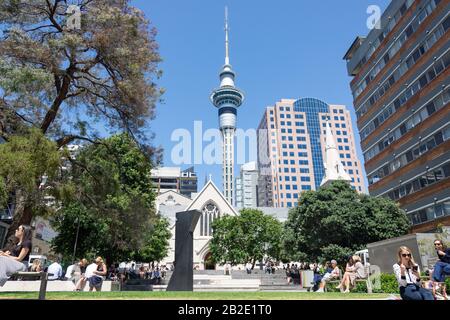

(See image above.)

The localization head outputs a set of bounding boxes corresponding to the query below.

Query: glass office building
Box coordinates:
[257,98,366,208]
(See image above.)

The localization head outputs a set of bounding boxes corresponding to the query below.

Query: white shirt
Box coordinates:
[246,263,252,270]
[393,263,421,287]
[85,263,97,278]
[64,264,74,279]
[47,262,63,280]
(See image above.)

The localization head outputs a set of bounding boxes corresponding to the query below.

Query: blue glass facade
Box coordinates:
[293,98,329,190]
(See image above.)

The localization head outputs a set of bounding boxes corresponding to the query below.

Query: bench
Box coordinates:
[11,272,51,300]
[325,266,377,293]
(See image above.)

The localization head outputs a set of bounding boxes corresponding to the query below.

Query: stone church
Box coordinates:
[156,179,239,270]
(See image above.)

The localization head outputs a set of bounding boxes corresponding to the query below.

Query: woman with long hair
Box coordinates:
[336,255,355,293]
[29,259,42,272]
[336,255,365,293]
[87,256,107,292]
[393,246,433,300]
[0,225,33,286]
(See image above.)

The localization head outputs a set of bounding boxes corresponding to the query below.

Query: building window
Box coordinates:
[200,202,220,237]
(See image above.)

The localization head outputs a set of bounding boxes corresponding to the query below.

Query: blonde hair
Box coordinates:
[95,256,104,264]
[30,259,41,272]
[352,255,361,263]
[397,246,417,267]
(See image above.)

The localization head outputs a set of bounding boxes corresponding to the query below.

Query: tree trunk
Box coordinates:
[4,190,33,250]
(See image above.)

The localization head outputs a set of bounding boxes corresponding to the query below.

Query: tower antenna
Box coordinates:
[225,6,229,65]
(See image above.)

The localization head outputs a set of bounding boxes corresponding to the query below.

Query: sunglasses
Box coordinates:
[434,243,442,246]
[401,253,412,257]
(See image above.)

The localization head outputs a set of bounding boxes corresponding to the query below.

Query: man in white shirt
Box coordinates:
[64,264,74,280]
[245,262,252,274]
[47,260,63,280]
[84,262,97,279]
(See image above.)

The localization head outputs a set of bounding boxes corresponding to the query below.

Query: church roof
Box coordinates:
[186,179,238,216]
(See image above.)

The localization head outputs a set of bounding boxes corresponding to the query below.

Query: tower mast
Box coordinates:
[210,7,245,204]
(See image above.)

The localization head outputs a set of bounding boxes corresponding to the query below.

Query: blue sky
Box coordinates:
[133,0,390,191]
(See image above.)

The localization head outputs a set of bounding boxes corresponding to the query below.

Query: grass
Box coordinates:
[0,291,395,300]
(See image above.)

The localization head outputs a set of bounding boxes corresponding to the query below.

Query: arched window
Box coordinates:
[200,202,220,236]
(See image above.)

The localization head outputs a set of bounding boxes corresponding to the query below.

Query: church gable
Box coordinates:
[156,190,192,208]
[186,180,238,216]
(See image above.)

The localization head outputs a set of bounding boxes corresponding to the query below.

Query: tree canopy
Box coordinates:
[283,180,411,264]
[51,133,167,264]
[0,129,60,248]
[0,0,163,238]
[0,0,162,144]
[132,217,172,263]
[209,209,284,267]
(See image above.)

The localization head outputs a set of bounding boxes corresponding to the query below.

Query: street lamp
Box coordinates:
[71,217,81,264]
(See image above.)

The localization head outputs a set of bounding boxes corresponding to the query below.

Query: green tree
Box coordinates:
[51,133,159,264]
[0,0,162,239]
[283,180,411,264]
[0,129,60,246]
[210,209,284,267]
[133,217,172,263]
[50,202,109,265]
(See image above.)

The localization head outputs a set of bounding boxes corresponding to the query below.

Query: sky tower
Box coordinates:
[210,7,244,204]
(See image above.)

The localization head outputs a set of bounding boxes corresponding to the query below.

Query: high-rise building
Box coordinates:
[344,0,450,232]
[151,167,198,198]
[235,161,259,208]
[179,167,198,198]
[210,8,244,204]
[257,98,366,208]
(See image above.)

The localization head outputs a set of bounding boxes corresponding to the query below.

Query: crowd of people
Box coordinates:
[279,239,450,300]
[0,224,449,299]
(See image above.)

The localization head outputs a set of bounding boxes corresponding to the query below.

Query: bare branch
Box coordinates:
[56,134,99,149]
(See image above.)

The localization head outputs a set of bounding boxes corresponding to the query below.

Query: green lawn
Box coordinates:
[0,291,396,300]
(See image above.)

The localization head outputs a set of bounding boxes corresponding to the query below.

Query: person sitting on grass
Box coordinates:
[393,246,433,300]
[0,225,32,287]
[316,259,340,292]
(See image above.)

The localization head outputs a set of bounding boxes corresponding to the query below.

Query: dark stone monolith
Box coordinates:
[166,209,201,291]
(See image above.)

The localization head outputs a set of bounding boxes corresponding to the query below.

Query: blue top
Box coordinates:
[437,248,450,264]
